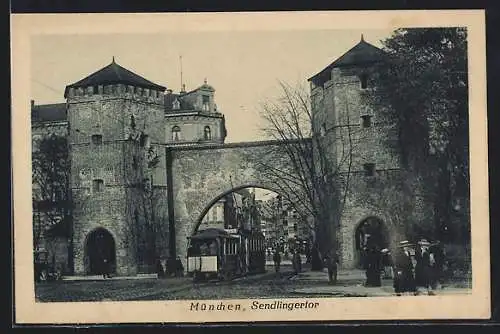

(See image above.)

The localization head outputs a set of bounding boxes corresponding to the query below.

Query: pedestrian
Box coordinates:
[419,244,435,295]
[381,249,394,279]
[175,256,184,277]
[292,250,302,275]
[365,246,382,287]
[324,252,339,285]
[393,243,417,295]
[273,250,281,273]
[156,258,165,278]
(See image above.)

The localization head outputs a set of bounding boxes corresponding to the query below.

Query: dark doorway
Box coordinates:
[355,217,389,268]
[85,228,116,275]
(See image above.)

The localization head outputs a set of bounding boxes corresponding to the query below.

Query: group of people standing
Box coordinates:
[272,249,303,275]
[392,240,444,295]
[156,257,184,278]
[360,239,445,295]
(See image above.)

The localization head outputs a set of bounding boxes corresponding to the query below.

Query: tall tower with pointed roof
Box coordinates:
[308,37,404,269]
[66,59,169,275]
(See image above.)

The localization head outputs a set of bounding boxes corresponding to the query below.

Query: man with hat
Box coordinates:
[393,240,417,295]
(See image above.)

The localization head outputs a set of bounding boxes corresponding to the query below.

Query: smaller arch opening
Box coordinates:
[354,216,389,268]
[204,126,212,140]
[172,126,181,141]
[84,227,116,275]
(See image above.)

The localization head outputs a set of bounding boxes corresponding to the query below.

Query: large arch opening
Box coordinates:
[354,216,389,268]
[192,185,312,261]
[84,227,116,275]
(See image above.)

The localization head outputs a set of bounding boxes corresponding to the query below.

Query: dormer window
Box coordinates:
[172,126,181,141]
[173,99,180,110]
[361,115,372,128]
[360,74,368,89]
[202,95,210,112]
[204,126,212,140]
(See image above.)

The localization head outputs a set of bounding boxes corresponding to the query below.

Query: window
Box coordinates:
[363,163,376,177]
[361,115,372,128]
[293,223,298,232]
[93,179,104,192]
[139,133,150,148]
[212,207,218,221]
[320,123,327,136]
[172,126,181,141]
[91,134,102,146]
[202,95,210,112]
[360,74,368,89]
[173,99,181,110]
[204,126,212,140]
[283,219,288,226]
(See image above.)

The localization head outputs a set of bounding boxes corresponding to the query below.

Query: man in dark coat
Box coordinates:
[393,246,417,295]
[273,250,281,273]
[292,250,302,275]
[324,252,339,285]
[365,247,382,287]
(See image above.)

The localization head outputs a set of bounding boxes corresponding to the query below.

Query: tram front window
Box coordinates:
[200,243,209,255]
[209,241,218,256]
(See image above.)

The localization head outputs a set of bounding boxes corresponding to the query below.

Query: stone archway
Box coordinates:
[192,184,280,235]
[84,227,116,275]
[354,216,389,268]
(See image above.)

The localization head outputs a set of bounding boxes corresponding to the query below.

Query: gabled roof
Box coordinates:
[64,58,166,97]
[31,103,67,122]
[308,37,386,82]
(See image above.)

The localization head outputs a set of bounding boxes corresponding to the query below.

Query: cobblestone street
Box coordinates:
[34,265,472,302]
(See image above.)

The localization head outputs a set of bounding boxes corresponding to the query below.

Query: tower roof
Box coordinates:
[64,58,166,97]
[308,37,386,82]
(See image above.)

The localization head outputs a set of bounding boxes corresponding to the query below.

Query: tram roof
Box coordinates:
[190,228,239,240]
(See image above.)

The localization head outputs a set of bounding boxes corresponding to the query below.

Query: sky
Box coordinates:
[31,29,394,144]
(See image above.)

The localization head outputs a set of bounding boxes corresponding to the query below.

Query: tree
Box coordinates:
[361,28,469,244]
[32,133,74,272]
[257,81,357,270]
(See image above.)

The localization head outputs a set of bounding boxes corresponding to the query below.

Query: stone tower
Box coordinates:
[309,37,404,269]
[65,58,169,276]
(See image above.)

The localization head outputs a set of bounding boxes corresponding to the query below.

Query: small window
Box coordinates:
[361,115,372,128]
[360,74,368,89]
[283,219,288,226]
[204,126,212,140]
[93,179,104,192]
[91,134,102,145]
[140,133,150,148]
[320,123,327,136]
[363,163,376,177]
[202,95,210,112]
[173,99,181,110]
[172,126,181,141]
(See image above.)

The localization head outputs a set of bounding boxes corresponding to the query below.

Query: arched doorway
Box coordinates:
[354,217,389,268]
[84,228,116,275]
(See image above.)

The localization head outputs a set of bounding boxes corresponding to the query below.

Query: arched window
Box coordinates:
[204,126,212,140]
[172,126,181,141]
[173,99,180,110]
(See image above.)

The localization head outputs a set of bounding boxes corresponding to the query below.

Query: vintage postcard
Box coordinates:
[12,10,490,324]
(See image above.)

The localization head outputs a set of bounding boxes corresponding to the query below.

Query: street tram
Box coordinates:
[187,228,266,281]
